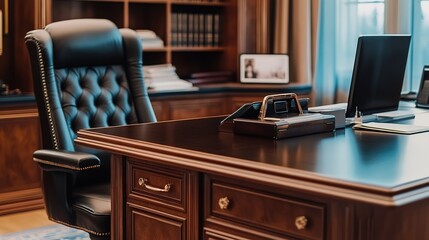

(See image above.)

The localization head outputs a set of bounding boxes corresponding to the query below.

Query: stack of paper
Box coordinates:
[143,64,196,91]
[136,30,164,49]
[353,122,429,134]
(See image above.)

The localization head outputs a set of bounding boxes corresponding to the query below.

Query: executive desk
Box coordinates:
[76,113,429,240]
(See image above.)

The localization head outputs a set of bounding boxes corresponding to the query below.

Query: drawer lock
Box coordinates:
[218,197,230,210]
[138,178,171,193]
[295,216,308,230]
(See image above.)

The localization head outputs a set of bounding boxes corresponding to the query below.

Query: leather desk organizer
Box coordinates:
[219,93,335,139]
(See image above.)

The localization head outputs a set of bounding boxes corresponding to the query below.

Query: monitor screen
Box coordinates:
[345,35,411,117]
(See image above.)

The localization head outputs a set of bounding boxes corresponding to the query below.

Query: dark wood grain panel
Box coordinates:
[128,206,185,240]
[0,111,40,192]
[210,181,325,240]
[168,98,226,120]
[111,154,126,240]
[0,107,43,215]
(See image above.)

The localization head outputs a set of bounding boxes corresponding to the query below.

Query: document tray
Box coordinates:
[233,113,335,139]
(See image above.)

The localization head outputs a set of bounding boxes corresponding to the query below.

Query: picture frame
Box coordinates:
[240,54,289,84]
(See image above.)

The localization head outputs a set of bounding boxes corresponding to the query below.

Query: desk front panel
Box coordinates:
[205,175,325,240]
[126,159,200,240]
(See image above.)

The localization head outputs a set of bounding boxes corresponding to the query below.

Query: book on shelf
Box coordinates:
[205,14,213,46]
[187,71,232,85]
[198,13,205,46]
[171,13,178,46]
[177,13,183,46]
[187,76,229,85]
[170,12,220,47]
[193,13,199,46]
[180,13,188,46]
[136,29,157,39]
[188,14,194,46]
[190,71,232,79]
[144,64,176,73]
[141,38,164,48]
[136,29,164,49]
[143,64,196,91]
[213,14,220,46]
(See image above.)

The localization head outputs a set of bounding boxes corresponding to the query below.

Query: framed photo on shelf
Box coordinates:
[240,54,289,84]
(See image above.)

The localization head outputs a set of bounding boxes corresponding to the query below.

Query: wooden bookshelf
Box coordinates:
[47,0,239,79]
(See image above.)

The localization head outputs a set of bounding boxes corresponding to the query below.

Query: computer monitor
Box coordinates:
[345,34,411,118]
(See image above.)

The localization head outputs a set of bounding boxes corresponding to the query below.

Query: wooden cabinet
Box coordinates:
[0,102,43,215]
[149,84,312,121]
[0,0,45,93]
[126,159,199,240]
[47,0,239,79]
[152,96,227,120]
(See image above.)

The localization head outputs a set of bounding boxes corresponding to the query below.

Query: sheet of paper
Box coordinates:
[353,122,429,134]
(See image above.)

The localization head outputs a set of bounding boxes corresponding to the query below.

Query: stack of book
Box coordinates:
[187,71,232,85]
[136,30,164,49]
[143,64,196,91]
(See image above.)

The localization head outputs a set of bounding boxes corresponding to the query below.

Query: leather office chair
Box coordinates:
[25,19,157,240]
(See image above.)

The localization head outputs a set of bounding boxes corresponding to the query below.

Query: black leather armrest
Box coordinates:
[33,149,101,172]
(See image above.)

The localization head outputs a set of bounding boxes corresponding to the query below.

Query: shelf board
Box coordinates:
[142,47,168,52]
[72,0,125,2]
[170,46,225,52]
[171,0,227,6]
[74,0,227,4]
[129,0,167,3]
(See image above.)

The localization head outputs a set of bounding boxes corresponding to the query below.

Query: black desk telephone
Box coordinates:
[416,66,429,108]
[219,93,335,139]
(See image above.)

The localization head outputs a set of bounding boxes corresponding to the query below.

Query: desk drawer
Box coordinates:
[210,182,325,240]
[128,160,186,210]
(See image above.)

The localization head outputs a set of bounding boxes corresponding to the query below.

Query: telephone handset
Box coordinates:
[218,95,309,132]
[416,66,429,108]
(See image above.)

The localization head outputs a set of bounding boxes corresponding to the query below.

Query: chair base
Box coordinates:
[89,233,110,240]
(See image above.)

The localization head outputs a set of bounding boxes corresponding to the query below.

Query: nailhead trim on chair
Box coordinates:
[28,36,60,150]
[33,157,100,171]
[28,35,110,239]
[49,218,110,237]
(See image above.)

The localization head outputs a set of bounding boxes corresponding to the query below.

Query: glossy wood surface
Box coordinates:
[77,111,429,206]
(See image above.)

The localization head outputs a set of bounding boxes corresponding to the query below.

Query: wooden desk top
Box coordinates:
[76,112,429,206]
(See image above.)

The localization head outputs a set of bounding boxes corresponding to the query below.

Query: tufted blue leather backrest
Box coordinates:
[56,66,137,141]
[25,19,156,153]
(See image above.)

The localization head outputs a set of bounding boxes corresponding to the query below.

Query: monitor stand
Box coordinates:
[345,111,415,127]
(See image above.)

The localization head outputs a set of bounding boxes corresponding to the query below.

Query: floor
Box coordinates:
[0,209,54,234]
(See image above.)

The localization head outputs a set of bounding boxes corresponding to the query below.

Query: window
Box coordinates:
[316,0,429,104]
[411,0,429,90]
[336,0,385,100]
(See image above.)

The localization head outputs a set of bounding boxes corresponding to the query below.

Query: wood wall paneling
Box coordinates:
[12,0,38,93]
[0,108,43,215]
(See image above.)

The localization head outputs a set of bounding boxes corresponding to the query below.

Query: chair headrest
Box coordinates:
[45,19,124,68]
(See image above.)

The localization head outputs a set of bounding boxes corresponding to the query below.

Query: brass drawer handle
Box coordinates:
[218,197,230,210]
[138,178,171,192]
[295,216,308,230]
